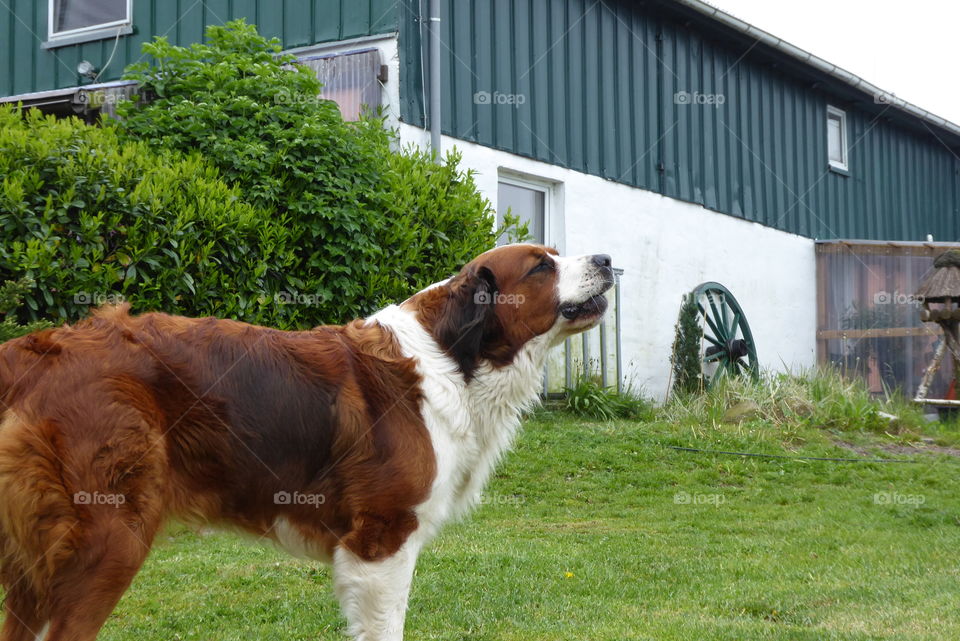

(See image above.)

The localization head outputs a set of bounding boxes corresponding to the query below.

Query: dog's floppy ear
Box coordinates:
[433,266,499,381]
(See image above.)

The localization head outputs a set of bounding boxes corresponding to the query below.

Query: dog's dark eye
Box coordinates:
[527,261,553,276]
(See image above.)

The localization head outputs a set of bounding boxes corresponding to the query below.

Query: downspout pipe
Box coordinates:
[428,0,442,162]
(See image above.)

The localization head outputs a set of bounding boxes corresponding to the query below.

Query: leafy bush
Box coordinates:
[0,278,51,343]
[0,107,296,326]
[372,145,502,301]
[564,377,655,421]
[117,20,498,322]
[1,21,502,330]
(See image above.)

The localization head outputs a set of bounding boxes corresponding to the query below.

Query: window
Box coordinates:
[827,105,848,171]
[49,0,131,40]
[497,172,564,249]
[497,179,547,246]
[296,50,383,122]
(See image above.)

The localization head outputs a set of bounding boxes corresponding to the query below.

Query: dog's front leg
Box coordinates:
[333,540,421,641]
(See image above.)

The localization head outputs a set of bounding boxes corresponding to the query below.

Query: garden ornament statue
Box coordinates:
[913,249,960,407]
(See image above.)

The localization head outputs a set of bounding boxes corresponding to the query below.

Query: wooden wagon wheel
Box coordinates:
[692,282,759,387]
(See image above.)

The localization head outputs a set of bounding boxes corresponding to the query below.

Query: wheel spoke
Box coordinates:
[700,304,725,342]
[706,294,727,341]
[703,333,723,348]
[703,314,724,343]
[736,358,757,378]
[704,350,726,363]
[717,361,730,379]
[728,310,740,341]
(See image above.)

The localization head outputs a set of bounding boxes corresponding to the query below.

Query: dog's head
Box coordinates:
[406,244,614,380]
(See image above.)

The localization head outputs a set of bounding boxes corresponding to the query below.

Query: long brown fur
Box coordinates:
[0,243,582,640]
[0,305,435,639]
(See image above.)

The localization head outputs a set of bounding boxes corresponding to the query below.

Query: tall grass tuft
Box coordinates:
[564,377,656,422]
[658,366,927,434]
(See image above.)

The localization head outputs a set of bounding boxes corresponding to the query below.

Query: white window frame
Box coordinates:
[496,171,565,254]
[826,105,849,172]
[48,0,132,42]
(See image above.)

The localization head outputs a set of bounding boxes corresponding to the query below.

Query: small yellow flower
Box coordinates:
[564,571,574,579]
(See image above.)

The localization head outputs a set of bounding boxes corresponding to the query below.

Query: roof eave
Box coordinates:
[673,0,960,141]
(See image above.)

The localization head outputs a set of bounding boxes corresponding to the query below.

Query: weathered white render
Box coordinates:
[297,34,818,399]
[402,130,818,398]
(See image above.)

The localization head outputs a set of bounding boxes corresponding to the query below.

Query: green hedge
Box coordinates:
[0,278,52,342]
[1,21,504,331]
[117,20,499,323]
[0,107,296,326]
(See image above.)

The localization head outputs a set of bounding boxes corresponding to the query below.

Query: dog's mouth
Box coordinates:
[559,293,609,322]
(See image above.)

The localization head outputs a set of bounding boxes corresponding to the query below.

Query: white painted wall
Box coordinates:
[297,35,818,399]
[399,126,817,399]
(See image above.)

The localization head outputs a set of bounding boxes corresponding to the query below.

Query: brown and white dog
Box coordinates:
[0,244,613,641]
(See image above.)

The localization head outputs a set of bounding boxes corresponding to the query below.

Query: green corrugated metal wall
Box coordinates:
[1,0,398,96]
[400,0,960,242]
[5,0,958,242]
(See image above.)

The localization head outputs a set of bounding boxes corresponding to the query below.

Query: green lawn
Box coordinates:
[82,414,960,639]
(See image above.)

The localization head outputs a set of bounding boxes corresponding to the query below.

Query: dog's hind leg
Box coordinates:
[0,403,167,641]
[42,513,159,641]
[0,414,74,641]
[0,582,47,641]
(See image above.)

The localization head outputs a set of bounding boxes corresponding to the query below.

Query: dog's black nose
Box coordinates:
[591,254,612,268]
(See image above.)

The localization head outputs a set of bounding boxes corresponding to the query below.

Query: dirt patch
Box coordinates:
[834,439,960,459]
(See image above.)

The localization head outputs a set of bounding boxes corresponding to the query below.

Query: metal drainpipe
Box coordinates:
[428,0,442,162]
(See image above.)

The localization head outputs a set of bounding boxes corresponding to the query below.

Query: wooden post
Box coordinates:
[914,339,946,402]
